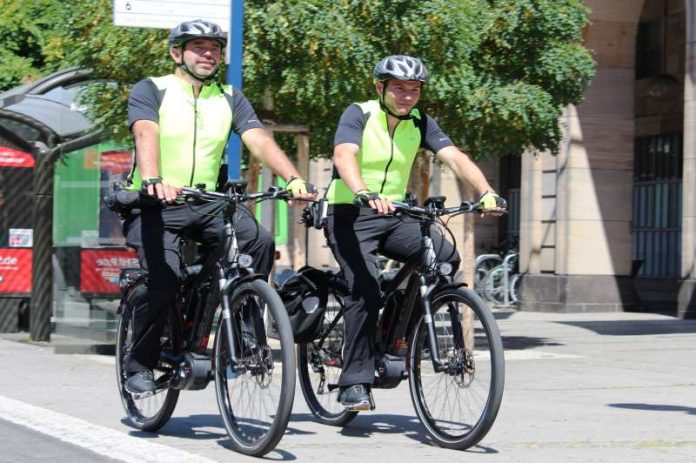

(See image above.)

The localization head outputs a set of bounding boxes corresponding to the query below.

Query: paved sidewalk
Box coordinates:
[0,309,695,462]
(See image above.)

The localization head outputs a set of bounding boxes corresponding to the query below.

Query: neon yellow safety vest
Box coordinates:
[130,75,233,189]
[327,100,423,205]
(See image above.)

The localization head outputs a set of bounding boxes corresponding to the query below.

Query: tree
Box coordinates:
[2,0,595,159]
[0,0,61,91]
[244,0,595,158]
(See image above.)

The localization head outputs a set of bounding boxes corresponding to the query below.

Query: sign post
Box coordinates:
[225,0,244,181]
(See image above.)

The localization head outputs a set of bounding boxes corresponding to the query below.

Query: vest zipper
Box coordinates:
[189,88,198,187]
[379,119,400,194]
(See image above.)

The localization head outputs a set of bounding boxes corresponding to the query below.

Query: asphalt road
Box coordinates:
[0,310,694,463]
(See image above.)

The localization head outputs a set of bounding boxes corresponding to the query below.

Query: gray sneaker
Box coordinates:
[125,370,156,396]
[339,384,375,411]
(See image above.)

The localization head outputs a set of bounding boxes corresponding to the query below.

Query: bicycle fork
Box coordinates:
[418,275,447,372]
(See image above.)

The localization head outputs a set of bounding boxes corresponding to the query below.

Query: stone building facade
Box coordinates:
[519,0,696,318]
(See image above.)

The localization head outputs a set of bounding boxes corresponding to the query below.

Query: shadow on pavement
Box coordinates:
[126,414,226,440]
[295,412,499,453]
[608,403,696,415]
[502,335,563,350]
[216,439,297,460]
[492,310,516,321]
[558,319,696,336]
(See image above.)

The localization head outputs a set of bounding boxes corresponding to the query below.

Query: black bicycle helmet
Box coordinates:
[168,19,227,48]
[373,55,429,83]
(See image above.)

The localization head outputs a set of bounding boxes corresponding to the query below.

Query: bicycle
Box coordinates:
[111,182,296,456]
[284,196,505,450]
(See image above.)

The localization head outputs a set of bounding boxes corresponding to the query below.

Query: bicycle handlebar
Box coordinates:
[104,181,315,212]
[179,185,294,204]
[390,198,481,219]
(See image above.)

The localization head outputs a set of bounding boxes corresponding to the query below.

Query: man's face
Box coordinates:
[376,79,422,116]
[171,38,223,79]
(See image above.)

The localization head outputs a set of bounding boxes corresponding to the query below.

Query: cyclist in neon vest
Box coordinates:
[122,19,312,395]
[326,55,507,410]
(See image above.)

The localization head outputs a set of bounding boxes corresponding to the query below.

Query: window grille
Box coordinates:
[632,133,682,277]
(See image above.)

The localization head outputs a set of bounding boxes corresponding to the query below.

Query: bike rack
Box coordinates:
[501,253,517,307]
[474,253,518,307]
[473,254,503,276]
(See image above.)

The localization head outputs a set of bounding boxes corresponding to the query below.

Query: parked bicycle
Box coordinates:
[110,182,296,456]
[280,196,505,450]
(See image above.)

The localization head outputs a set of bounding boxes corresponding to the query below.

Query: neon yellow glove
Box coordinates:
[286,177,308,196]
[478,191,507,211]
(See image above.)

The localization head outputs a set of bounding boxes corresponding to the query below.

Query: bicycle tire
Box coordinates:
[214,279,295,456]
[408,287,504,449]
[297,285,357,426]
[115,283,180,431]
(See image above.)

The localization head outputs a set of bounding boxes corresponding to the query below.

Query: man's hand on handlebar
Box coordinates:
[354,190,395,215]
[142,177,179,204]
[286,177,317,205]
[477,191,507,217]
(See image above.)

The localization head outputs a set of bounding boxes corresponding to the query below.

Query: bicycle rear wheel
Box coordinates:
[214,279,295,456]
[408,287,504,449]
[115,284,180,431]
[297,286,357,426]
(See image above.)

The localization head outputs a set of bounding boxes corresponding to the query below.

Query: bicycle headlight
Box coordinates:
[238,253,254,268]
[438,262,453,276]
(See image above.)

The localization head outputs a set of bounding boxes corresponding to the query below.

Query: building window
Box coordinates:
[632,133,682,277]
[635,20,664,79]
[499,154,521,243]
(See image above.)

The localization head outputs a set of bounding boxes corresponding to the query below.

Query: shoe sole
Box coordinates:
[343,398,375,412]
[128,391,155,399]
[125,387,156,399]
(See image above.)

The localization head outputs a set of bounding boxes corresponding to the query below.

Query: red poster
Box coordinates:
[0,147,35,168]
[80,249,139,294]
[0,248,32,293]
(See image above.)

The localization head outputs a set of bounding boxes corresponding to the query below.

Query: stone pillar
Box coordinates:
[519,1,642,312]
[677,0,696,318]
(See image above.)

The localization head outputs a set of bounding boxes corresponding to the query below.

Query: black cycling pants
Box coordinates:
[122,201,274,372]
[324,206,461,387]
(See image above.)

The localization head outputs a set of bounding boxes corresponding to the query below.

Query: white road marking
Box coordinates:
[504,350,581,361]
[0,395,218,463]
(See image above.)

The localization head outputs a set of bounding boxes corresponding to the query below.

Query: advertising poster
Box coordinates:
[0,146,35,168]
[80,249,139,294]
[0,248,32,294]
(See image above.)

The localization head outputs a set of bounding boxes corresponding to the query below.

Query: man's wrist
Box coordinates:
[142,176,163,186]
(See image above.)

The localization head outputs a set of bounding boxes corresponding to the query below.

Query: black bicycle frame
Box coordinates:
[377,219,451,373]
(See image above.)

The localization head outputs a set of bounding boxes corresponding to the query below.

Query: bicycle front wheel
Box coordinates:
[115,284,180,431]
[214,279,296,456]
[408,287,504,449]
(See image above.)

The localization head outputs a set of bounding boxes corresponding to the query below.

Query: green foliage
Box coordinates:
[0,0,595,157]
[245,0,595,158]
[42,0,170,142]
[0,0,61,90]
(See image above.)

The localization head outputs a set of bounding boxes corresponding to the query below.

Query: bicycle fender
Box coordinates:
[431,280,468,297]
[221,272,267,295]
